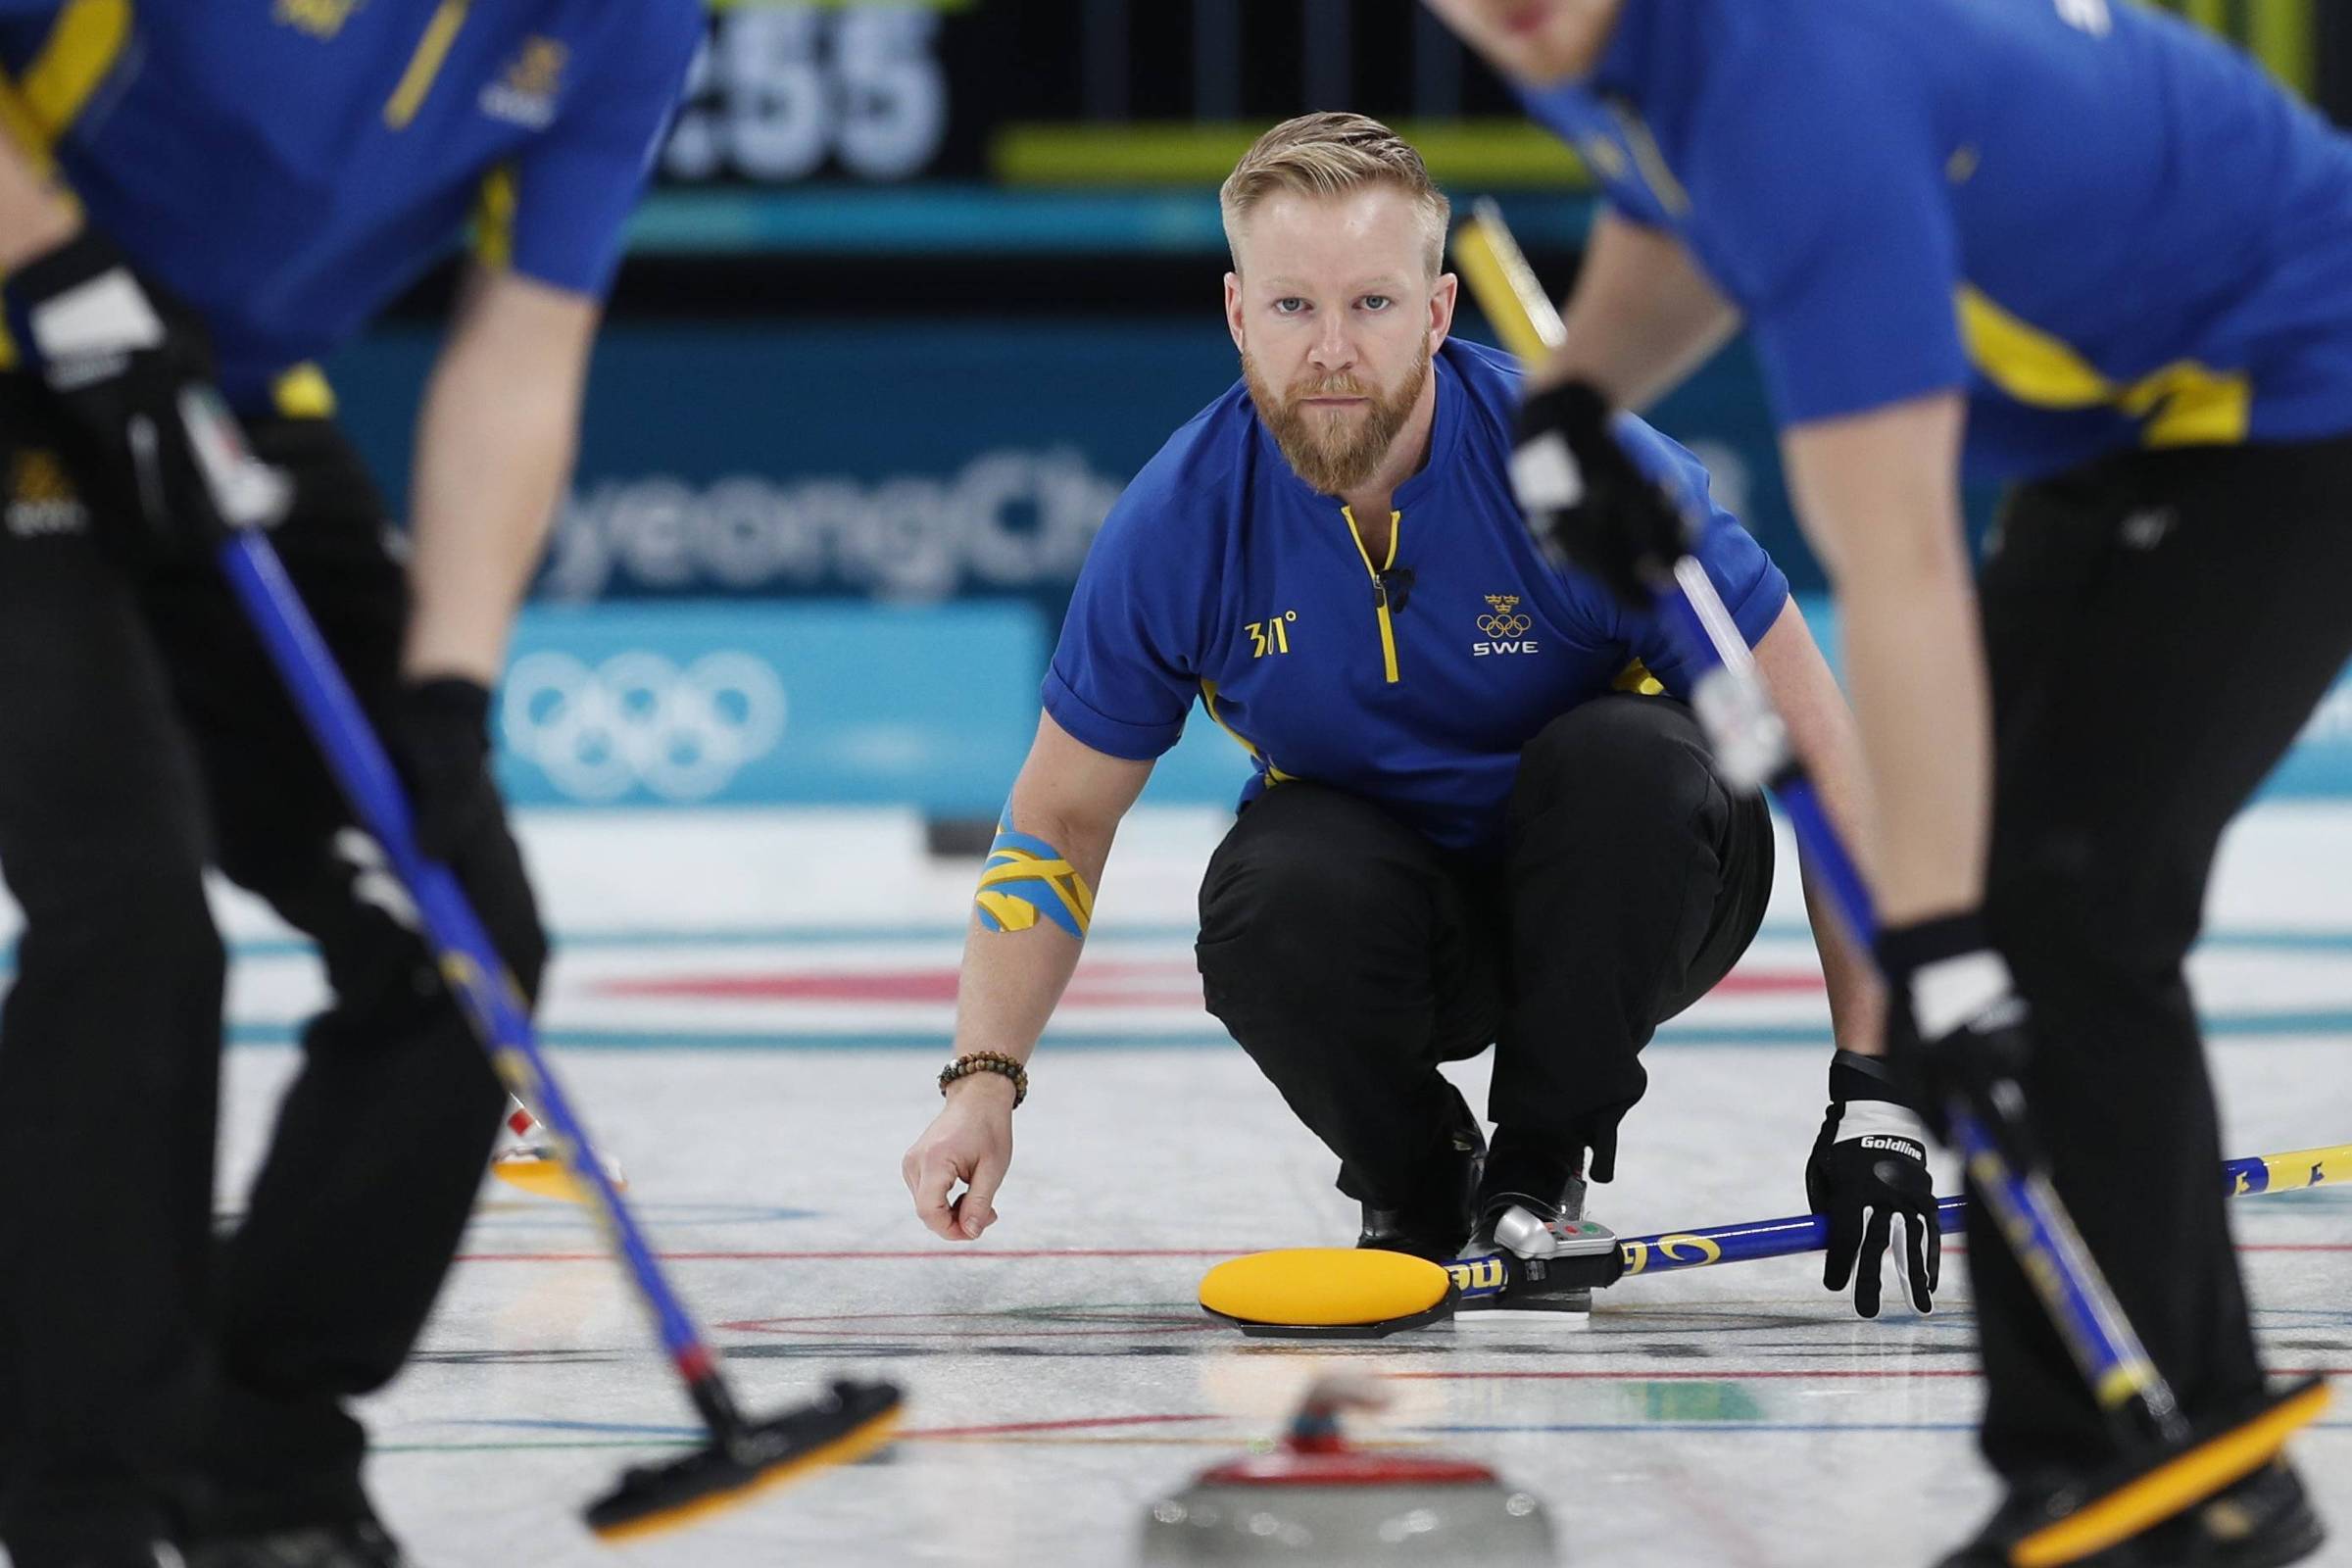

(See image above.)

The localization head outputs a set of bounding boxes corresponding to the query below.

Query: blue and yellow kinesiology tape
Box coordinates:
[974,825,1095,939]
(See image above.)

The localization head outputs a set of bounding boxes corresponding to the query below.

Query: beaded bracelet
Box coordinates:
[939,1051,1029,1108]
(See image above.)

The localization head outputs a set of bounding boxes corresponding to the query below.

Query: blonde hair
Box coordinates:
[1220,113,1451,278]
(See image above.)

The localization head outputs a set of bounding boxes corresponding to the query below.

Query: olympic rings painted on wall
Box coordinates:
[501,650,789,802]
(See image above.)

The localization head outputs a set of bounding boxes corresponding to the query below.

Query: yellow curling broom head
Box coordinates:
[586,1379,903,1543]
[1200,1248,1457,1339]
[488,1151,626,1203]
[2008,1377,2331,1566]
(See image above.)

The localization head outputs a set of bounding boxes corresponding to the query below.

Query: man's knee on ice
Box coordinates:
[1198,800,1430,1025]
[1201,794,1406,938]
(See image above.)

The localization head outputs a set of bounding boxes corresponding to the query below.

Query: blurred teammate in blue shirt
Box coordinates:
[902,115,1911,1325]
[1425,0,2349,1558]
[0,4,699,1563]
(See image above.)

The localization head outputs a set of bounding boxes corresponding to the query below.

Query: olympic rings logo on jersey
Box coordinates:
[501,650,788,802]
[1476,594,1533,640]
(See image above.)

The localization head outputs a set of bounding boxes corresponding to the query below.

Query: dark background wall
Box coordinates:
[342,0,2352,624]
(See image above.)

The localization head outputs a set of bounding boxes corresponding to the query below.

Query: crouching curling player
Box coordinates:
[901,114,1931,1318]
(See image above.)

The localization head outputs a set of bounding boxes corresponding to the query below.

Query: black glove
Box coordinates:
[388,677,501,863]
[1806,1050,1939,1318]
[2,226,273,566]
[1875,910,2034,1144]
[1509,379,1692,604]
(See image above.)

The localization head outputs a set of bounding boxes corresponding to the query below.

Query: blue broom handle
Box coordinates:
[1457,205,2197,1440]
[1655,551,2180,1437]
[1615,1198,1970,1277]
[217,531,716,1381]
[1613,1143,2347,1278]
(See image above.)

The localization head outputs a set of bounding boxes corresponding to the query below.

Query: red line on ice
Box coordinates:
[718,1309,1213,1339]
[596,970,1181,1004]
[1389,1367,2350,1382]
[456,1247,1250,1262]
[593,962,1826,1004]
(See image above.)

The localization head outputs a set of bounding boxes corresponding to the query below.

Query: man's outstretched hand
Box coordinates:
[1807,1051,1941,1318]
[904,1073,1016,1241]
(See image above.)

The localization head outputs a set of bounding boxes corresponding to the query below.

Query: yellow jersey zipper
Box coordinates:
[1341,505,1402,684]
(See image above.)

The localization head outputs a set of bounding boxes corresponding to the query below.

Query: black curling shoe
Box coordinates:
[1936,1459,2324,1567]
[1355,1102,1486,1264]
[1355,1201,1467,1264]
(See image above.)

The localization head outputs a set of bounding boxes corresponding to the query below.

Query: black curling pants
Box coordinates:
[1970,436,2352,1478]
[0,386,547,1560]
[1196,694,1774,1217]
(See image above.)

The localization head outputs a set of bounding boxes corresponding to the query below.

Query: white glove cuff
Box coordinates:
[1509,429,1586,511]
[29,268,165,361]
[1835,1099,1932,1156]
[1908,947,2018,1040]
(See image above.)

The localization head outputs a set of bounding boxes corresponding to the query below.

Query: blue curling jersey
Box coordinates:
[1045,338,1789,856]
[0,0,702,410]
[1519,0,2352,480]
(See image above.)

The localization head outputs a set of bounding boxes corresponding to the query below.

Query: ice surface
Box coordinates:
[10,805,2350,1565]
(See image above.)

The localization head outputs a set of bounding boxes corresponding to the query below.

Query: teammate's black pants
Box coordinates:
[1196,695,1774,1218]
[0,389,546,1559]
[1972,435,2352,1479]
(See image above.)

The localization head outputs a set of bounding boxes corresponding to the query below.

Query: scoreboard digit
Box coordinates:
[664,4,956,183]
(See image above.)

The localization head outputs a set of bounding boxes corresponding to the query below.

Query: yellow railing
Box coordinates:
[2147,0,2316,97]
[691,3,2317,103]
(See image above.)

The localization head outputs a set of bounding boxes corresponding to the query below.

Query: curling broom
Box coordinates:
[180,387,901,1542]
[1450,201,2330,1567]
[1207,1141,2349,1338]
[1561,1140,2352,1286]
